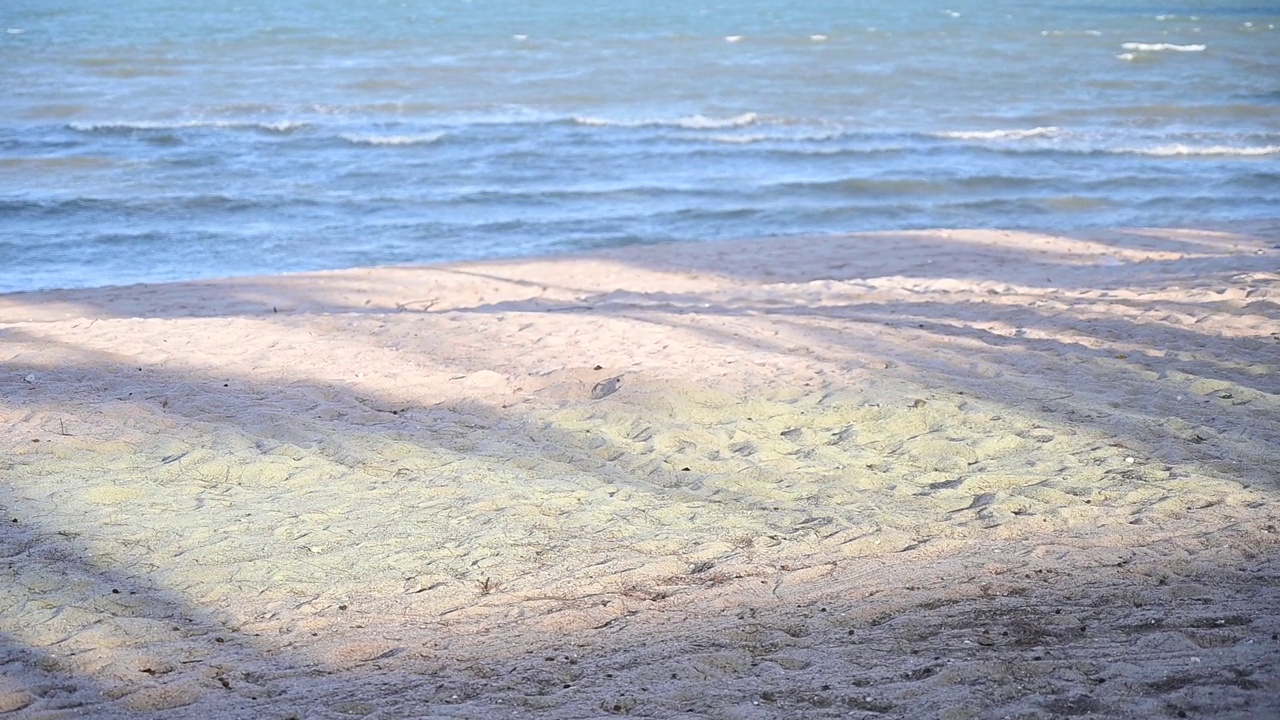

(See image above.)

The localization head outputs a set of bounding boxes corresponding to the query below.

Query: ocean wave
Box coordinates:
[1116,144,1279,157]
[0,194,285,218]
[573,112,759,130]
[933,127,1060,141]
[68,120,309,133]
[339,132,445,146]
[704,129,846,144]
[707,134,768,144]
[678,113,759,130]
[1120,42,1206,52]
[953,139,1278,157]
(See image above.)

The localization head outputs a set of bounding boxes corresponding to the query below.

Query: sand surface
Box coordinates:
[2,227,1278,719]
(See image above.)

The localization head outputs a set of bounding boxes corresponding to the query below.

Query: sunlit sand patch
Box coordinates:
[1,227,1277,717]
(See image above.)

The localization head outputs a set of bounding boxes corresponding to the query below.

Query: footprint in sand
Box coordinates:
[591,376,622,399]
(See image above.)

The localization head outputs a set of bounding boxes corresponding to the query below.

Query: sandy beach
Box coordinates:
[2,226,1278,719]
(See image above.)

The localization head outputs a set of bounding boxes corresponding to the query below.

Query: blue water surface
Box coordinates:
[1,0,1277,290]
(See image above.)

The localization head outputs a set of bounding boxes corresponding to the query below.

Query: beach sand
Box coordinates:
[2,227,1278,719]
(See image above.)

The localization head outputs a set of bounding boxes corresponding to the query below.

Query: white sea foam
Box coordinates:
[1116,53,1138,61]
[705,126,846,144]
[1117,144,1280,157]
[1041,30,1101,36]
[810,34,828,41]
[69,119,307,133]
[1121,42,1206,52]
[707,134,768,144]
[256,121,307,133]
[6,28,24,34]
[678,112,758,129]
[70,120,188,131]
[339,132,445,146]
[574,113,759,130]
[934,127,1060,141]
[724,35,744,43]
[573,116,617,127]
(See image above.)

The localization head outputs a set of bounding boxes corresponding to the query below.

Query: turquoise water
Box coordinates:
[1,0,1277,291]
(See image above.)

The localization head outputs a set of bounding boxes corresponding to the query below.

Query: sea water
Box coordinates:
[1,0,1277,291]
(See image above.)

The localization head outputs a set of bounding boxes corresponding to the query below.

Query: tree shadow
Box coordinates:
[436,290,1278,491]
[0,509,309,716]
[1,225,1278,716]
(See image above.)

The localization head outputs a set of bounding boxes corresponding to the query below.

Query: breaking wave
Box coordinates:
[573,112,760,130]
[1120,42,1206,52]
[69,120,309,133]
[933,127,1060,141]
[1116,144,1279,157]
[338,132,445,146]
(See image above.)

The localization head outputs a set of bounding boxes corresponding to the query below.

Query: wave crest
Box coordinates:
[339,132,445,146]
[934,127,1060,141]
[1118,144,1279,157]
[573,112,759,130]
[1121,42,1206,52]
[69,119,308,133]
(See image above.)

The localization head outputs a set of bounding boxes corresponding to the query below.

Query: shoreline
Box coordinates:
[2,226,1278,718]
[5,219,1279,299]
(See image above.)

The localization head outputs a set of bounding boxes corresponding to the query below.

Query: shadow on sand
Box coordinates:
[1,227,1277,717]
